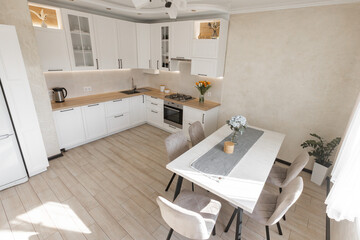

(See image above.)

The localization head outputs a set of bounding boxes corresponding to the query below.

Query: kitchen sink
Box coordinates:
[120,88,151,95]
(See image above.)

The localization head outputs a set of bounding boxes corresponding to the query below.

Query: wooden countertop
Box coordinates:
[51,87,220,111]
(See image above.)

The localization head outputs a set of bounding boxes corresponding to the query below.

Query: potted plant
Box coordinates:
[195,81,211,103]
[301,133,341,185]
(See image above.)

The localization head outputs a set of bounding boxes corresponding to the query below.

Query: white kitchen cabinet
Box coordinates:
[136,23,151,69]
[93,15,118,70]
[150,23,161,70]
[171,21,193,59]
[183,106,219,140]
[82,103,107,140]
[130,95,146,126]
[107,113,130,133]
[105,98,130,133]
[190,58,217,77]
[146,96,164,128]
[34,27,71,72]
[105,98,130,117]
[53,107,86,149]
[62,9,97,70]
[117,20,138,69]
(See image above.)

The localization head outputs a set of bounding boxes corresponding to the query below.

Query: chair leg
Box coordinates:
[265,226,270,240]
[192,182,194,192]
[224,208,237,232]
[279,188,286,221]
[212,225,216,236]
[276,222,283,235]
[166,228,173,240]
[165,173,176,192]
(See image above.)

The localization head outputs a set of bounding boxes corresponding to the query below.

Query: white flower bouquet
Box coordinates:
[226,115,247,143]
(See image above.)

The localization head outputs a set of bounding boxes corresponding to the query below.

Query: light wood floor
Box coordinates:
[0,124,327,240]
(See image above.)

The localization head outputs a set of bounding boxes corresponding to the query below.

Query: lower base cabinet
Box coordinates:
[107,112,130,133]
[82,103,108,140]
[53,107,86,149]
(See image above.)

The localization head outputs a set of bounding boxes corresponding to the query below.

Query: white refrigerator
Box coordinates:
[0,84,28,191]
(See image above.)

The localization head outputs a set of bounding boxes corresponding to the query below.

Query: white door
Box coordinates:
[82,103,107,140]
[171,21,193,59]
[130,95,146,125]
[53,107,86,149]
[34,27,71,72]
[136,23,151,69]
[62,9,97,70]
[150,24,161,70]
[93,15,119,70]
[117,20,138,69]
[0,25,49,176]
[0,85,28,191]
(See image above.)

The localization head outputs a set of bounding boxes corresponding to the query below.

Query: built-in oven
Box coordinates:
[164,100,183,129]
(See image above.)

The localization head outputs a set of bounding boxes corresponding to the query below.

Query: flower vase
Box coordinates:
[231,130,238,144]
[199,94,205,103]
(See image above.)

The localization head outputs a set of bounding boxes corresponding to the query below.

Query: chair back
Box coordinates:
[157,196,209,239]
[165,132,189,162]
[189,121,205,147]
[267,177,304,225]
[282,151,309,186]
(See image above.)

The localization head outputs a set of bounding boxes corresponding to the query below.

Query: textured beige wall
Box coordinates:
[146,62,223,103]
[221,3,360,169]
[0,0,60,157]
[45,69,148,99]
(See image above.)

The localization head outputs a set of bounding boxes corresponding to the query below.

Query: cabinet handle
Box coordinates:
[157,60,159,69]
[48,69,63,72]
[120,59,123,69]
[0,134,13,140]
[168,125,176,129]
[118,59,121,69]
[149,59,151,68]
[114,114,124,118]
[151,102,158,106]
[142,95,144,103]
[151,96,157,99]
[151,110,158,114]
[96,59,99,70]
[88,104,99,107]
[60,108,74,112]
[202,114,205,124]
[176,56,184,59]
[113,99,123,102]
[198,73,207,76]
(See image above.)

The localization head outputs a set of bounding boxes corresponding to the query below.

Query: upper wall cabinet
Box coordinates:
[136,23,151,69]
[93,15,119,70]
[171,21,193,60]
[34,27,71,72]
[191,19,229,78]
[62,9,97,70]
[117,20,138,69]
[151,23,171,71]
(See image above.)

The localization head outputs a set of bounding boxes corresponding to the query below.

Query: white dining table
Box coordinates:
[166,124,285,240]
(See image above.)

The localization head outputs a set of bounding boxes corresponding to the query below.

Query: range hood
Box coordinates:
[171,57,191,62]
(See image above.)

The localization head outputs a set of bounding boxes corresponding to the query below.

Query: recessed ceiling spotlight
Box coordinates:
[165,12,168,15]
[191,9,196,12]
[106,7,111,10]
[137,13,142,15]
[69,0,74,1]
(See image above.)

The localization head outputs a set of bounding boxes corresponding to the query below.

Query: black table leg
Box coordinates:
[235,207,243,240]
[173,176,183,201]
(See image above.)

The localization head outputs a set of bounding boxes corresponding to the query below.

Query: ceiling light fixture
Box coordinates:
[165,0,172,8]
[106,7,111,10]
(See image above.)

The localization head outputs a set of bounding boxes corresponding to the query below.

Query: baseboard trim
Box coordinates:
[48,152,63,161]
[275,158,312,174]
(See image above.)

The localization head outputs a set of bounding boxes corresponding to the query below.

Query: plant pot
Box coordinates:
[311,162,331,186]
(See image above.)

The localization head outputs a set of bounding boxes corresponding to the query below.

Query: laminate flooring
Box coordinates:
[0,124,327,240]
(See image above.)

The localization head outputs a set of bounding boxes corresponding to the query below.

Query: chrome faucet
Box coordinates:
[131,78,137,91]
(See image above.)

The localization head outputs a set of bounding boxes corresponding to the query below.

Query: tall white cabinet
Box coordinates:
[93,15,119,70]
[136,23,151,69]
[117,20,138,69]
[0,25,49,176]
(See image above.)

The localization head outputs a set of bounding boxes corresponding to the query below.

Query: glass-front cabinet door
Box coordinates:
[62,9,97,70]
[161,25,170,70]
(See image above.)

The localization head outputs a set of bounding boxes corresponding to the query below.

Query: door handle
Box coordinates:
[151,102,158,106]
[114,114,124,118]
[113,99,123,102]
[96,59,99,69]
[202,114,205,124]
[157,60,159,69]
[151,110,158,114]
[0,134,13,140]
[88,104,99,107]
[60,108,74,112]
[118,59,121,69]
[149,59,151,68]
[120,59,123,69]
[198,74,207,76]
[48,69,63,72]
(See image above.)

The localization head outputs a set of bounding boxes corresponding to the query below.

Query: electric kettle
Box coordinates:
[53,87,67,103]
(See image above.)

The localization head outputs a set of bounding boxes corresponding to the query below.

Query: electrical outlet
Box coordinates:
[48,90,53,101]
[83,86,92,92]
[207,92,212,97]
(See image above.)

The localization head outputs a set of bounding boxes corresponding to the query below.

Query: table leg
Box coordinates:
[173,176,183,201]
[235,207,243,240]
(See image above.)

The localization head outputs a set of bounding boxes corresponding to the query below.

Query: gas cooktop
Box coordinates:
[165,93,194,102]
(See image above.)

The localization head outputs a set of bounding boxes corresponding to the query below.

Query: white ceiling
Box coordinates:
[32,0,359,21]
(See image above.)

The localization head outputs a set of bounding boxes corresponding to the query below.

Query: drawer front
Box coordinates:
[163,123,182,133]
[146,101,162,112]
[105,98,130,117]
[107,112,130,133]
[146,108,163,126]
[145,95,163,106]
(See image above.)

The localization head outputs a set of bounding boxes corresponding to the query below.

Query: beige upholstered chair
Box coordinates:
[157,190,221,240]
[164,132,191,191]
[225,177,304,240]
[266,151,309,220]
[189,121,205,147]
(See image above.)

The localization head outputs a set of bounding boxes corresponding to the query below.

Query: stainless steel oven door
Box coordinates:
[164,105,183,129]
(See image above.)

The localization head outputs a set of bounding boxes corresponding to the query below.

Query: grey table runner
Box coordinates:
[191,127,264,176]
